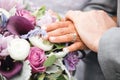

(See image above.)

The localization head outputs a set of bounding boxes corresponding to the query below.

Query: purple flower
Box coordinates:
[64,51,80,71]
[16,9,36,25]
[0,35,17,57]
[27,47,46,73]
[20,28,47,39]
[6,16,35,35]
[0,56,23,79]
[36,11,58,29]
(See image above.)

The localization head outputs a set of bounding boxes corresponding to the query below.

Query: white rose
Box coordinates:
[7,38,30,60]
[29,36,53,51]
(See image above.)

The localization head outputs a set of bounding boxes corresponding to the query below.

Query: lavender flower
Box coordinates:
[64,51,80,71]
[20,28,47,39]
[36,11,58,29]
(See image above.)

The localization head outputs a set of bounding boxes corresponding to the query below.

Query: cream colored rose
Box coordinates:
[29,36,53,51]
[7,38,30,60]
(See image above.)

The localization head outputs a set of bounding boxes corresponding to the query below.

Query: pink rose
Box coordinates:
[16,9,36,25]
[27,47,46,73]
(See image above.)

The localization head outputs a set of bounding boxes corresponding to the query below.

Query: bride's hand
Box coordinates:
[45,20,86,52]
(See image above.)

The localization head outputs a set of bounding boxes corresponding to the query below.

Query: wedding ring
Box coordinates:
[72,33,77,42]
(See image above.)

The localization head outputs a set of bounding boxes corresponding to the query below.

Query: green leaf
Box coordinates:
[46,70,62,80]
[54,59,71,79]
[57,74,68,80]
[38,73,45,80]
[46,43,65,54]
[46,65,59,74]
[56,13,62,21]
[54,43,65,50]
[43,55,57,67]
[33,6,46,19]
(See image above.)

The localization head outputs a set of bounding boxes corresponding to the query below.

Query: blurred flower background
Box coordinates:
[0,0,84,80]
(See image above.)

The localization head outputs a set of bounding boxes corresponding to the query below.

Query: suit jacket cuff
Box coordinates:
[98,27,120,63]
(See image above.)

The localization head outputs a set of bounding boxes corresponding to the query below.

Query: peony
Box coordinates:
[16,9,36,25]
[7,38,30,60]
[27,47,46,73]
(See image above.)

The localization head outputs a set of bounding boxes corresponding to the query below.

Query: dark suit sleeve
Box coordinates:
[82,0,117,16]
[98,27,120,80]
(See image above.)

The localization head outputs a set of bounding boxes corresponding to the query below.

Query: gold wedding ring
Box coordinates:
[72,33,77,42]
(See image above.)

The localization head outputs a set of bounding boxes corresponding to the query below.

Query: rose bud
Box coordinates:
[6,16,34,35]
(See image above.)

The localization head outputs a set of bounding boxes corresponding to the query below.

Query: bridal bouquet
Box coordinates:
[0,0,80,80]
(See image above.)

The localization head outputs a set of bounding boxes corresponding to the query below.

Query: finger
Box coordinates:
[63,42,86,52]
[47,22,75,36]
[65,10,82,21]
[61,18,65,21]
[49,33,80,43]
[49,34,74,43]
[47,27,72,36]
[46,21,69,32]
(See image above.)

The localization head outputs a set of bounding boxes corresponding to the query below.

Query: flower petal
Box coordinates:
[29,36,53,51]
[7,38,30,60]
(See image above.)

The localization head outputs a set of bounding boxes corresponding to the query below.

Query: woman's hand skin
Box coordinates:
[66,10,117,52]
[45,21,86,52]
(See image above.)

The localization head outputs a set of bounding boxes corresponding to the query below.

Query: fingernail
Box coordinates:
[49,37,55,41]
[63,48,70,53]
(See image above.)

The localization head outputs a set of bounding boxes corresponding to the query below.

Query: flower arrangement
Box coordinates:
[0,0,81,80]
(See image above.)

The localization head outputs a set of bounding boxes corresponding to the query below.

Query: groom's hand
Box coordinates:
[66,10,117,52]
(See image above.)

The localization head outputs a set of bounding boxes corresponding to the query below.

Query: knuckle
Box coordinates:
[55,22,60,26]
[59,28,65,34]
[89,10,98,17]
[98,10,105,13]
[66,21,72,25]
[98,10,107,15]
[68,34,72,41]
